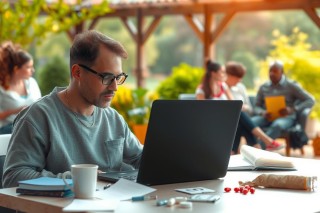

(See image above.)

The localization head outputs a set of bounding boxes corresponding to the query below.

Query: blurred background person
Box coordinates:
[196,60,283,154]
[0,41,41,134]
[196,60,231,100]
[251,60,315,140]
[225,61,253,115]
[225,61,284,152]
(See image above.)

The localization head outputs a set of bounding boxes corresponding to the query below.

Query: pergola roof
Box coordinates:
[42,0,320,87]
[107,0,320,13]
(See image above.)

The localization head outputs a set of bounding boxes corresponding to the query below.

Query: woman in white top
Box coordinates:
[195,60,232,100]
[0,41,41,134]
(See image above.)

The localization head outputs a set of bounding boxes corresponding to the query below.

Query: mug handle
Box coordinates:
[62,171,73,190]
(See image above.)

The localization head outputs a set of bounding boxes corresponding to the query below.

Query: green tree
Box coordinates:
[156,63,203,99]
[259,28,320,118]
[230,51,259,89]
[153,17,202,74]
[37,56,70,95]
[0,0,110,47]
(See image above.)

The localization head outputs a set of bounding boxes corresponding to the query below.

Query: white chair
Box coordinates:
[178,94,196,100]
[0,134,11,156]
[0,134,16,213]
[0,134,11,188]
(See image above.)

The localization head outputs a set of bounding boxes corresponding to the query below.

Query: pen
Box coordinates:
[103,184,112,190]
[132,195,158,201]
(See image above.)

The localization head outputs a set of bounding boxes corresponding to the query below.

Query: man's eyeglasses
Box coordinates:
[78,64,128,86]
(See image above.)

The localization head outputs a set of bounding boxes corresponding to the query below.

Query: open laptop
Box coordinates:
[98,100,242,185]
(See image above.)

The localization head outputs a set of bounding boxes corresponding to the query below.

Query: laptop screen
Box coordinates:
[136,100,242,185]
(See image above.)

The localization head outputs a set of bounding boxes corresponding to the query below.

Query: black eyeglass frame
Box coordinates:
[78,64,128,85]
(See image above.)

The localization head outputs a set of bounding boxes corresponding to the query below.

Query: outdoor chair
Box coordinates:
[0,134,16,213]
[178,93,196,100]
[249,96,312,156]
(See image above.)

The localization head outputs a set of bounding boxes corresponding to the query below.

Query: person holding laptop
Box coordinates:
[3,30,143,187]
[196,60,283,154]
[251,60,315,139]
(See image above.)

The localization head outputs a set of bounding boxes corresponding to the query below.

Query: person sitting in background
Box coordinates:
[251,60,315,140]
[225,61,253,115]
[225,61,284,151]
[196,60,283,154]
[3,30,143,187]
[0,41,41,134]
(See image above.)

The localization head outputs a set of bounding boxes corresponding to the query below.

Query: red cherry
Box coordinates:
[239,186,244,193]
[224,187,231,192]
[242,189,248,195]
[234,187,240,193]
[244,185,251,189]
[250,188,255,194]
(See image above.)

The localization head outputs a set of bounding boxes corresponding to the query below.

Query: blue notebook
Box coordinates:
[18,177,73,191]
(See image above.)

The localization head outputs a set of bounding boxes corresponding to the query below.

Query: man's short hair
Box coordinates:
[70,30,128,68]
[269,60,284,71]
[225,61,246,78]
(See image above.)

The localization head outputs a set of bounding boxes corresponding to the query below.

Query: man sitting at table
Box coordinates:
[2,30,143,187]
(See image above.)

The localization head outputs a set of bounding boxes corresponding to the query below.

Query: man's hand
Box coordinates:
[262,111,273,121]
[279,107,294,116]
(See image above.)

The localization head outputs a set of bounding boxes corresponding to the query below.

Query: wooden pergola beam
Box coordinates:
[303,6,320,29]
[105,0,320,17]
[120,11,162,87]
[183,9,236,63]
[121,17,138,42]
[210,11,236,43]
[142,16,162,43]
[204,6,214,61]
[184,14,204,43]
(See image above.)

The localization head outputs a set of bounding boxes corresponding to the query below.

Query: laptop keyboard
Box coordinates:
[118,174,137,181]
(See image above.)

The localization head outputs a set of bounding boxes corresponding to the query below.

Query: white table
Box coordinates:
[0,157,319,213]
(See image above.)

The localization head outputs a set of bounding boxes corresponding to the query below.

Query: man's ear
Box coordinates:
[71,64,81,79]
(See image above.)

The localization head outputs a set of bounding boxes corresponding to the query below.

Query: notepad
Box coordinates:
[228,145,296,171]
[265,96,286,121]
[18,177,73,191]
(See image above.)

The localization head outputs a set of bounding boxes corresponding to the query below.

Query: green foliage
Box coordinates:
[152,17,202,74]
[37,56,70,95]
[111,86,159,126]
[230,51,259,89]
[156,63,204,99]
[127,89,152,125]
[0,0,111,47]
[260,28,320,119]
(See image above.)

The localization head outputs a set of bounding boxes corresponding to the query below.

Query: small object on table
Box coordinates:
[166,198,176,206]
[239,174,317,191]
[156,199,168,206]
[178,201,193,209]
[132,195,158,201]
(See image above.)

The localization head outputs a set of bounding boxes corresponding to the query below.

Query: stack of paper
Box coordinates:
[63,178,156,212]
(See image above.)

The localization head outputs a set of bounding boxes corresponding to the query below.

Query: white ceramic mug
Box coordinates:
[62,164,98,199]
